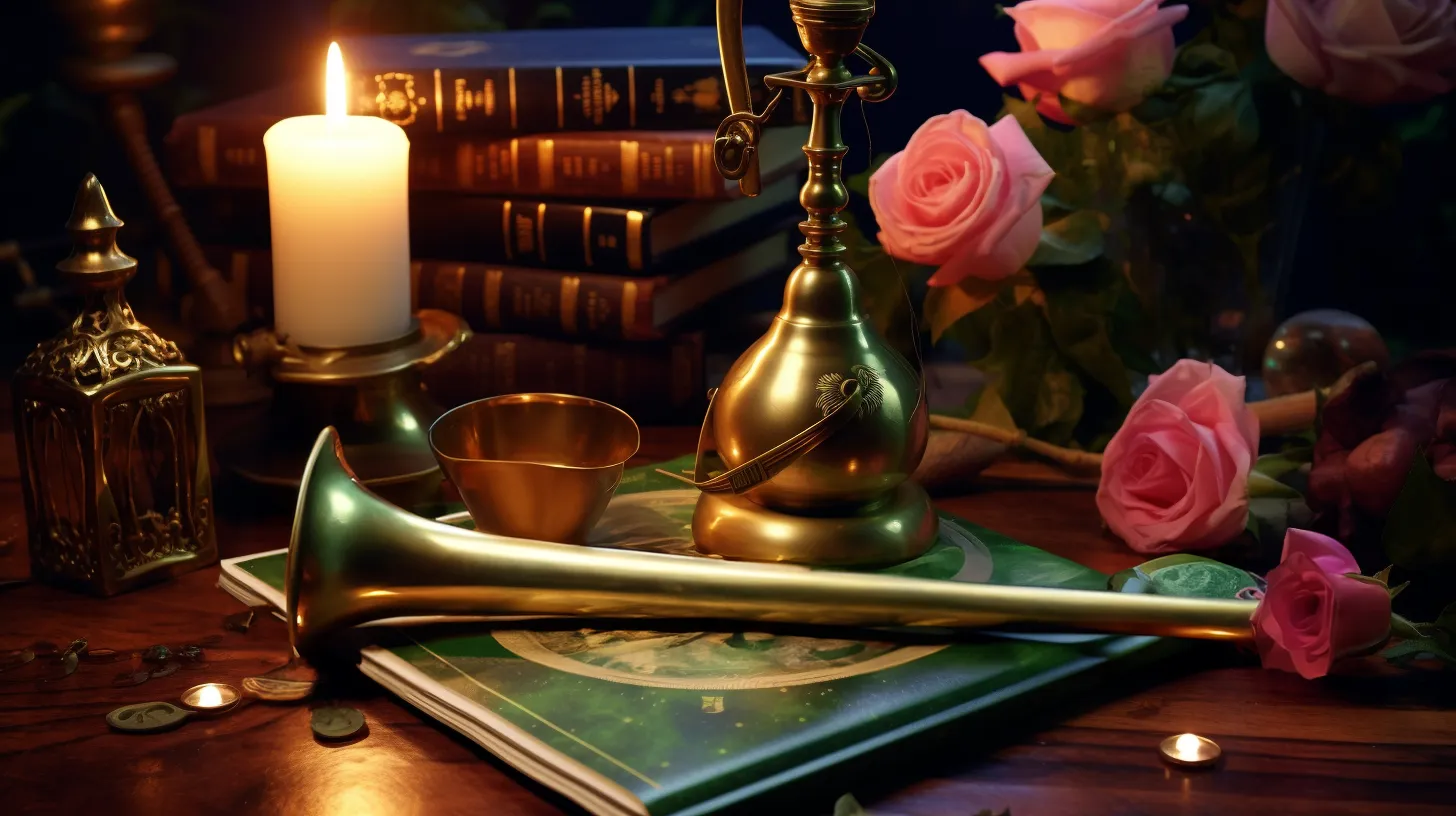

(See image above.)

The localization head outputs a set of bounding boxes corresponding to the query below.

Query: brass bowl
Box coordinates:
[429,394,640,543]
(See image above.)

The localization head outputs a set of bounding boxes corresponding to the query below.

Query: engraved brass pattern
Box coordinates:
[17,291,182,391]
[21,399,95,584]
[816,365,883,418]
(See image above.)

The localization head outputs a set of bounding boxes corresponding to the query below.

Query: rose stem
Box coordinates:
[928,389,1319,474]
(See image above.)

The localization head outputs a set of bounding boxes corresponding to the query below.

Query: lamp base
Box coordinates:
[691,481,938,567]
[226,309,471,505]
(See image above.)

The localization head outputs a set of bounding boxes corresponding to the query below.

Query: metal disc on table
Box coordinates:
[105,701,193,733]
[310,706,366,740]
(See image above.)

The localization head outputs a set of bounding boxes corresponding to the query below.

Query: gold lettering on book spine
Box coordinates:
[456,143,473,189]
[560,276,581,335]
[485,269,502,329]
[582,207,594,267]
[628,66,637,127]
[501,201,514,260]
[508,68,518,130]
[538,139,555,193]
[197,126,217,184]
[484,78,496,117]
[621,141,640,195]
[555,67,565,129]
[626,211,644,271]
[621,281,638,337]
[509,139,520,190]
[692,143,707,198]
[434,69,444,133]
[664,146,675,186]
[537,203,549,263]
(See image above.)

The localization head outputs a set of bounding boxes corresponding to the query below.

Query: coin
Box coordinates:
[243,675,314,702]
[310,706,366,740]
[106,701,192,733]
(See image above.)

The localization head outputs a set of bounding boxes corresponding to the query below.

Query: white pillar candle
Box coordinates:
[263,42,411,349]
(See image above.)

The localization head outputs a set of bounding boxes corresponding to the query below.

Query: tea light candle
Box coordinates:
[1159,732,1221,768]
[263,42,411,349]
[181,682,241,714]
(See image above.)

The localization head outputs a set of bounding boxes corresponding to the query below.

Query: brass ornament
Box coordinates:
[285,427,1257,662]
[693,0,932,566]
[13,175,216,596]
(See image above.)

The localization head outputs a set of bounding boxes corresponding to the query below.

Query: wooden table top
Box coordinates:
[1,425,1453,816]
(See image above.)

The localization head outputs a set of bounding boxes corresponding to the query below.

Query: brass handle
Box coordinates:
[714,0,763,195]
[854,43,898,103]
[691,371,874,495]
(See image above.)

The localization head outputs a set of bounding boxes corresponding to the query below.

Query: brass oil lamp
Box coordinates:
[691,0,934,566]
[13,175,217,595]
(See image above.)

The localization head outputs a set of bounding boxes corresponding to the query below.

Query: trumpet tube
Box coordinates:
[286,428,1258,659]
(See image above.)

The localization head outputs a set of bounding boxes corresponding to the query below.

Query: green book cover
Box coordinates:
[220,457,1223,816]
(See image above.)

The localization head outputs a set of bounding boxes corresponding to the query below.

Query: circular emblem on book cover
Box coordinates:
[493,491,992,690]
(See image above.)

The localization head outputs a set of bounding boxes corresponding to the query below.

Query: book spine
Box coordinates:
[168,128,733,201]
[420,333,705,423]
[169,246,666,342]
[352,65,803,136]
[180,192,659,276]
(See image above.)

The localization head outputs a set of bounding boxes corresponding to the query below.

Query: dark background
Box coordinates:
[0,0,1447,372]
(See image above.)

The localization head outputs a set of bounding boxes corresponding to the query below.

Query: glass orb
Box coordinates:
[1262,309,1388,397]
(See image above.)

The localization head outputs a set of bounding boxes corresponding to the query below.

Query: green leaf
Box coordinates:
[968,383,1019,431]
[1435,601,1456,637]
[1387,581,1410,600]
[1034,262,1135,409]
[1249,470,1302,499]
[924,276,1011,344]
[833,794,869,816]
[1246,494,1314,547]
[1029,209,1106,267]
[1253,451,1308,481]
[1372,565,1394,586]
[1383,636,1456,667]
[971,301,1085,444]
[846,152,893,200]
[1058,94,1117,126]
[1383,452,1456,572]
[1390,613,1425,641]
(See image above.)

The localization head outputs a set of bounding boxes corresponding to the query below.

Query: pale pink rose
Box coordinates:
[868,111,1053,286]
[1280,528,1361,576]
[1253,551,1392,679]
[979,0,1191,125]
[1096,359,1259,554]
[1267,0,1456,105]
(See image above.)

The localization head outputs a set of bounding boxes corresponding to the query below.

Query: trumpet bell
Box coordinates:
[286,427,1258,661]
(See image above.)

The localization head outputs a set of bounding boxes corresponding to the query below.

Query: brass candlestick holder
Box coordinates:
[229,311,470,502]
[689,0,932,567]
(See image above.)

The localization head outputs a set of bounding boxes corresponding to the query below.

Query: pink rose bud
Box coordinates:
[1267,0,1456,105]
[1253,551,1392,680]
[869,110,1054,286]
[1345,427,1417,515]
[979,0,1191,125]
[1096,359,1259,554]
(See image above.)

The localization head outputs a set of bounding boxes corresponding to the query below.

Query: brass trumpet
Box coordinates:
[285,427,1259,659]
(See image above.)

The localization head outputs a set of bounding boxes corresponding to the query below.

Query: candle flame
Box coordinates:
[1174,733,1201,758]
[197,684,224,708]
[326,42,346,118]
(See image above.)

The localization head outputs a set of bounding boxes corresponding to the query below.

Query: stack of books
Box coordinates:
[162,27,811,422]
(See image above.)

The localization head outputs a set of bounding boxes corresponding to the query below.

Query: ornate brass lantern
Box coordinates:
[13,174,217,595]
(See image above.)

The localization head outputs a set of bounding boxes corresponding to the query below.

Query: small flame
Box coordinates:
[326,42,346,118]
[1174,733,1201,758]
[196,684,224,708]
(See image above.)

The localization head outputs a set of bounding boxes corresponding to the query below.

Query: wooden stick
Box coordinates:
[1249,390,1319,437]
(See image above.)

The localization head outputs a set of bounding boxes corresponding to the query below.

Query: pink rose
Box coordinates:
[868,110,1053,286]
[1266,0,1456,105]
[1096,359,1259,554]
[979,0,1191,125]
[1252,532,1392,680]
[1280,528,1361,576]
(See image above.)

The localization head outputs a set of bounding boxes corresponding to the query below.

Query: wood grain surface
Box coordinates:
[1,417,1453,816]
